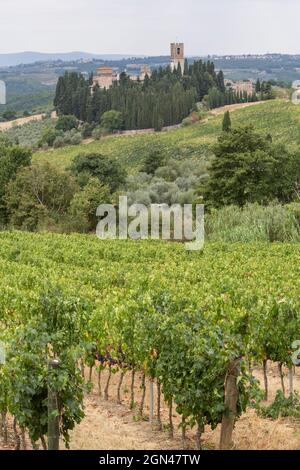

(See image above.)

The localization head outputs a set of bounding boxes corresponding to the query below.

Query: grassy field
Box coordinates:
[32,99,300,171]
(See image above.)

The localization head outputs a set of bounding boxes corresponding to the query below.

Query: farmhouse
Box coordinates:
[225,79,254,95]
[128,64,152,82]
[92,66,118,89]
[92,42,184,90]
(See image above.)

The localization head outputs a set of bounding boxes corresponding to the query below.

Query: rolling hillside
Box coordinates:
[33,99,299,171]
[0,52,137,67]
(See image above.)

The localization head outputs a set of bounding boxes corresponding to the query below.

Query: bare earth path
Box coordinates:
[209,100,266,116]
[68,395,181,451]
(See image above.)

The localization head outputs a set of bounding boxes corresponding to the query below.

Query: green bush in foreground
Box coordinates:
[258,391,300,420]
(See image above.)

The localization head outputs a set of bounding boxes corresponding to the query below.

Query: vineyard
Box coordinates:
[1,231,300,450]
[34,99,300,171]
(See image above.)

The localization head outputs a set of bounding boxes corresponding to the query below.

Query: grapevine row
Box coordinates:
[0,232,299,448]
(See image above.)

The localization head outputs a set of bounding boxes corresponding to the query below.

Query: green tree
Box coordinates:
[68,178,111,232]
[2,110,17,121]
[55,115,78,132]
[184,59,189,76]
[100,110,123,133]
[203,126,289,207]
[152,104,164,132]
[260,81,274,100]
[217,71,225,92]
[143,149,165,175]
[4,162,77,231]
[54,59,228,130]
[70,153,126,192]
[255,79,261,93]
[0,142,32,223]
[222,111,231,132]
[38,127,62,148]
[154,116,164,132]
[54,72,88,116]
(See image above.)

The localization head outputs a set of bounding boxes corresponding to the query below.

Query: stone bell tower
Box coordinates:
[170,42,185,72]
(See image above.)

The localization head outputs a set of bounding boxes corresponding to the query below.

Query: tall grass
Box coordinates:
[206,203,300,242]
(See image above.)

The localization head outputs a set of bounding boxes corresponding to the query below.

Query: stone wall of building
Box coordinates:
[170,42,185,71]
[225,79,254,95]
[93,66,118,89]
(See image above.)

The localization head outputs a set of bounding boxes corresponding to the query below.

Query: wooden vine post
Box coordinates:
[139,372,146,417]
[262,359,268,400]
[149,379,154,426]
[48,359,60,451]
[219,358,241,450]
[288,367,294,397]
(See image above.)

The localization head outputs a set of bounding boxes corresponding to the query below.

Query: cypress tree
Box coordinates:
[217,70,225,92]
[184,59,189,76]
[54,59,231,129]
[222,111,231,132]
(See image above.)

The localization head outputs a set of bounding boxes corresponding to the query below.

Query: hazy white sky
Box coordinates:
[0,0,299,55]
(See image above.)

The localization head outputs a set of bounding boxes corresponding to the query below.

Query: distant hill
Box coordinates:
[0,52,142,67]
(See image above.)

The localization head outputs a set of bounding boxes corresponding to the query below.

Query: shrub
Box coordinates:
[154,116,164,132]
[142,149,165,175]
[4,162,77,231]
[70,133,82,146]
[182,117,193,127]
[53,136,65,148]
[68,178,111,232]
[53,130,82,148]
[126,158,207,207]
[70,153,126,192]
[182,111,203,126]
[81,123,95,139]
[91,126,108,140]
[100,110,123,133]
[55,115,78,132]
[2,110,17,121]
[258,391,300,419]
[0,142,32,223]
[38,127,63,148]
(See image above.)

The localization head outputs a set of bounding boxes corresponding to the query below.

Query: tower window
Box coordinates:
[177,48,181,55]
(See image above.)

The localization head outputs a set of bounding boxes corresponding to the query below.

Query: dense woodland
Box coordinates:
[54,60,258,130]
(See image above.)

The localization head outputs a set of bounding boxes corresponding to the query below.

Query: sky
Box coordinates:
[0,0,299,56]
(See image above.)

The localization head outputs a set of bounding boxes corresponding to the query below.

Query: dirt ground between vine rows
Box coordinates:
[1,363,300,451]
[67,364,300,450]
